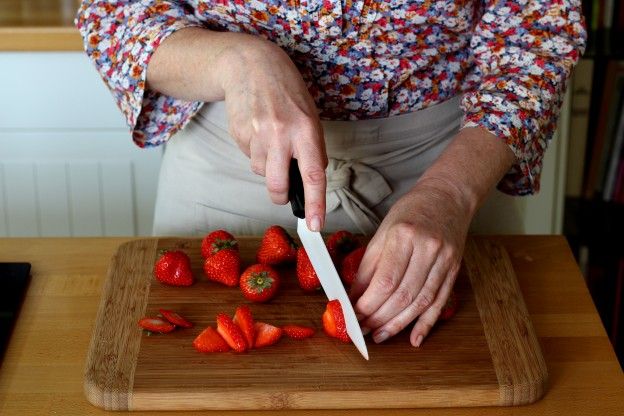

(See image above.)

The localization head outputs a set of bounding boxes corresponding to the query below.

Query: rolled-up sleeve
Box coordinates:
[461,0,587,195]
[76,1,203,147]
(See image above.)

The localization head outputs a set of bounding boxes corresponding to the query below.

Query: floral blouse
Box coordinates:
[76,0,586,195]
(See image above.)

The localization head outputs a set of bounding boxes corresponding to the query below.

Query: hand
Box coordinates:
[349,178,473,347]
[219,35,327,231]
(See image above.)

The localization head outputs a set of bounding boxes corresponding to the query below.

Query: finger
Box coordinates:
[409,266,458,347]
[354,235,412,318]
[361,248,441,332]
[265,143,291,205]
[348,241,382,302]
[249,137,267,177]
[293,135,327,232]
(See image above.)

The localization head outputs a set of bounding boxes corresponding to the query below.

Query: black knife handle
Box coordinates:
[289,159,305,219]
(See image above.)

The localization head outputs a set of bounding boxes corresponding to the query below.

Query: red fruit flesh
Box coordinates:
[138,317,175,333]
[254,322,283,348]
[158,309,193,328]
[282,325,315,339]
[323,300,350,343]
[296,247,321,291]
[216,313,248,352]
[233,305,255,348]
[193,326,231,353]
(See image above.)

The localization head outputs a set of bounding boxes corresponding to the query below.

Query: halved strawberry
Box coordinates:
[158,309,193,328]
[322,300,350,343]
[138,317,175,333]
[193,326,231,353]
[216,313,248,352]
[201,230,238,258]
[282,325,315,340]
[233,305,255,348]
[254,322,283,348]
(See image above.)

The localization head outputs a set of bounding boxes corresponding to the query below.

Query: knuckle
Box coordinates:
[266,177,288,195]
[414,292,434,311]
[250,161,265,176]
[375,275,397,295]
[423,235,443,253]
[394,287,415,310]
[302,167,326,186]
[391,222,417,241]
[385,320,407,337]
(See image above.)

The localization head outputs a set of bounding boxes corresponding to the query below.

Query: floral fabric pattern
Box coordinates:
[76,0,586,195]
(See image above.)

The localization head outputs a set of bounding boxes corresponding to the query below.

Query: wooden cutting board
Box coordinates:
[84,237,547,411]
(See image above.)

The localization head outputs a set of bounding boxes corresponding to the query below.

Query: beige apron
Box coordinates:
[152,96,519,236]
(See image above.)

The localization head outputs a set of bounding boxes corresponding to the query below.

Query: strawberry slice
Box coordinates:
[439,291,458,321]
[282,325,315,340]
[193,326,231,353]
[138,317,175,333]
[159,309,193,328]
[254,322,283,348]
[233,305,255,348]
[322,300,350,343]
[216,313,248,352]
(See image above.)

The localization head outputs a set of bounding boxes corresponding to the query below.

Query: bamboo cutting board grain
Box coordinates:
[84,237,547,410]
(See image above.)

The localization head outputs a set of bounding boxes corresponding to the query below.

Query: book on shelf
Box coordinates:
[566,59,595,197]
[603,101,624,200]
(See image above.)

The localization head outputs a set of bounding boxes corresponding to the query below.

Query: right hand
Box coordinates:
[218,35,328,231]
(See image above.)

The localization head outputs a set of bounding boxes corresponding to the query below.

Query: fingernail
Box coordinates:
[309,216,321,232]
[414,335,424,348]
[373,331,388,344]
[361,327,371,336]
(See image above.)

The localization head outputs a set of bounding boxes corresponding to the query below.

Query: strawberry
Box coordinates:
[201,230,238,259]
[256,225,297,265]
[203,248,241,287]
[193,326,231,353]
[296,247,321,291]
[158,309,193,328]
[239,264,280,303]
[216,313,248,352]
[326,230,360,265]
[138,317,175,333]
[153,250,194,286]
[282,325,315,340]
[340,246,366,286]
[254,322,283,348]
[233,305,255,348]
[322,300,350,343]
[439,291,458,321]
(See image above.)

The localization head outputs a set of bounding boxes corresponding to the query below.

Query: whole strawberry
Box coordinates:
[240,264,280,303]
[326,230,361,265]
[296,247,321,291]
[201,230,238,259]
[203,248,241,287]
[154,250,194,286]
[256,225,297,265]
[340,246,366,286]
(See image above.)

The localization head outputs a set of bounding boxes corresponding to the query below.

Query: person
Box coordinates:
[76,1,586,347]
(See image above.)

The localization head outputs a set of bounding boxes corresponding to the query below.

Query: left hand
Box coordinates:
[349,177,473,347]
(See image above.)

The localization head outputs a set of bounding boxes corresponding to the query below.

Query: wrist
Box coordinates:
[413,175,479,218]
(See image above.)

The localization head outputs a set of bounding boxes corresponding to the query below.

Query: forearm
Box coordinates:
[415,127,516,216]
[147,28,254,102]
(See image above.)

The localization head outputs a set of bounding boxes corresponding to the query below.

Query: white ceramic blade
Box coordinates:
[297,218,369,360]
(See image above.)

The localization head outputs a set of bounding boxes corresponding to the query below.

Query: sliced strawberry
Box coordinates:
[282,325,315,340]
[193,326,231,353]
[158,309,193,328]
[254,322,283,348]
[138,317,175,333]
[233,305,255,348]
[216,313,248,352]
[323,300,350,343]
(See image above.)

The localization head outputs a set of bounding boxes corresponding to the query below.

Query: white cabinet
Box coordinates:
[0,52,162,237]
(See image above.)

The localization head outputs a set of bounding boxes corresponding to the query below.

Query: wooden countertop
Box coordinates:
[0,236,622,415]
[0,0,83,51]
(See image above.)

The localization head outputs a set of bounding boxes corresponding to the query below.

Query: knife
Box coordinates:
[289,160,369,360]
